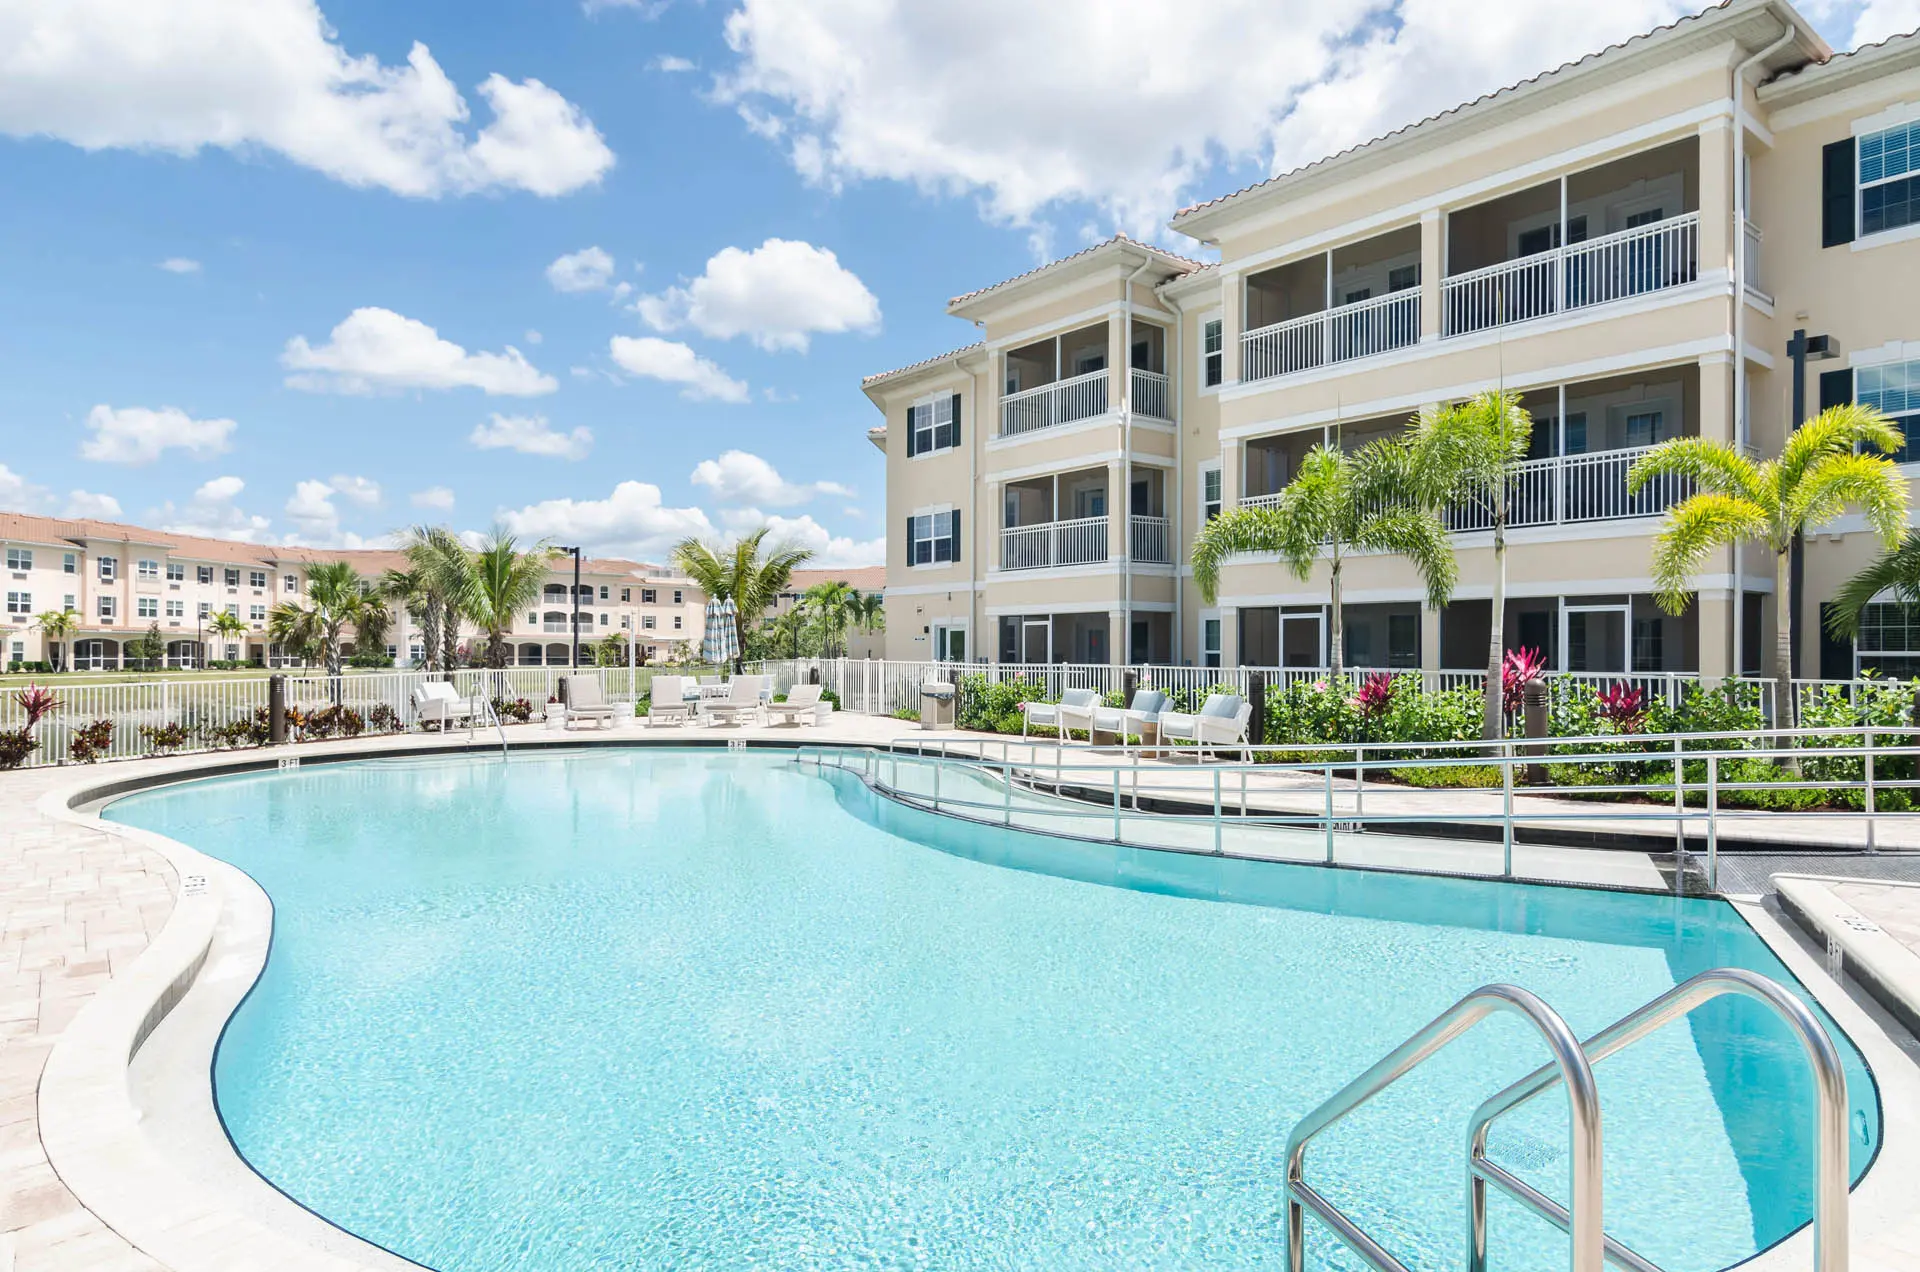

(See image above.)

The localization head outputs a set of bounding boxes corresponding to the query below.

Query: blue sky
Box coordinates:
[0,0,1900,565]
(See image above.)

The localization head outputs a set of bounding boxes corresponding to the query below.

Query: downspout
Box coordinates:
[955,341,980,665]
[1122,254,1154,667]
[1173,298,1185,666]
[1730,22,1794,683]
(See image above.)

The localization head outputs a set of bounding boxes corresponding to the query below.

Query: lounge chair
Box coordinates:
[412,680,475,731]
[1090,689,1169,747]
[766,682,825,726]
[647,676,693,727]
[1157,693,1252,759]
[1021,687,1100,741]
[703,675,765,726]
[558,676,617,730]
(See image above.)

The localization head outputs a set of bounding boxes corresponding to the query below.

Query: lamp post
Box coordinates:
[1786,328,1841,681]
[561,545,583,670]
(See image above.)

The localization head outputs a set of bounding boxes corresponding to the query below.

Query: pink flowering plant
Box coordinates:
[1351,672,1395,720]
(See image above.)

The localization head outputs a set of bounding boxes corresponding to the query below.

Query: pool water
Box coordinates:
[106,750,1879,1272]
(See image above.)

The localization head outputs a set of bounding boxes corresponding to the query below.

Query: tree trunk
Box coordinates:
[1483,522,1508,740]
[1774,546,1797,732]
[1328,552,1344,683]
[419,603,441,673]
[441,600,460,673]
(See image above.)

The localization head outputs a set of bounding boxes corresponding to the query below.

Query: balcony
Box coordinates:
[1242,290,1420,381]
[1129,515,1171,564]
[1442,214,1699,336]
[1000,517,1108,570]
[1743,219,1768,302]
[1001,369,1108,436]
[1241,225,1421,385]
[997,317,1174,437]
[1130,368,1171,422]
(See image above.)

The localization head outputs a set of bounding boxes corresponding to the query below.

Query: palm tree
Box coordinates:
[762,606,810,659]
[804,580,855,657]
[848,591,885,642]
[1826,531,1920,657]
[267,561,381,677]
[1630,403,1908,727]
[208,609,249,663]
[380,568,434,669]
[32,609,78,671]
[464,528,551,669]
[1191,435,1456,683]
[400,525,474,673]
[670,529,813,667]
[1406,390,1533,737]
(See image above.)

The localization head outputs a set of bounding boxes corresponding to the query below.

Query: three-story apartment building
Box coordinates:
[0,512,707,670]
[868,0,1920,683]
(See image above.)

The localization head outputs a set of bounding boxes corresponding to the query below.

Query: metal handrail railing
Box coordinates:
[1466,967,1848,1272]
[1283,984,1605,1272]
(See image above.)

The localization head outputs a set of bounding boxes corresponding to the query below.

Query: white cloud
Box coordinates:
[1851,0,1920,45]
[652,54,696,72]
[495,479,714,559]
[154,474,274,542]
[468,413,594,460]
[78,404,237,465]
[0,0,614,198]
[284,478,341,538]
[716,0,1698,235]
[690,449,852,507]
[524,329,543,345]
[283,307,556,396]
[196,475,246,502]
[545,245,617,292]
[634,238,879,352]
[607,336,749,402]
[64,490,123,518]
[328,473,382,506]
[411,485,456,511]
[583,0,671,14]
[158,257,201,274]
[719,508,882,569]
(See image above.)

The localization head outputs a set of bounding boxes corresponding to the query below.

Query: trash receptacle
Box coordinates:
[920,681,954,730]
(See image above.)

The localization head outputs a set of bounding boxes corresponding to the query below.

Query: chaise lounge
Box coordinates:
[1089,688,1169,748]
[411,680,475,731]
[1157,693,1252,759]
[647,675,693,727]
[766,682,826,726]
[1021,687,1100,741]
[557,676,618,731]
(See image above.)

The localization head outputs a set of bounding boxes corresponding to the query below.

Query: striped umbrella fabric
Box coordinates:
[702,597,739,665]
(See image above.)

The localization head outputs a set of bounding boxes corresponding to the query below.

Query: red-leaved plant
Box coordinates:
[15,683,60,730]
[1351,672,1395,719]
[1597,683,1649,733]
[1501,647,1547,706]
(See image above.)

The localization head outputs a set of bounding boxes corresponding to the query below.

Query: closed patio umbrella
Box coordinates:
[703,597,740,668]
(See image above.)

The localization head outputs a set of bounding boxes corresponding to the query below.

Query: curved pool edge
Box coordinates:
[24,736,1920,1272]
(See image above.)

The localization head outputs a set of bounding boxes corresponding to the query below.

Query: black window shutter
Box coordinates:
[950,509,961,563]
[949,393,962,448]
[904,406,916,458]
[1819,368,1853,414]
[906,516,916,564]
[1823,138,1857,249]
[1819,602,1856,680]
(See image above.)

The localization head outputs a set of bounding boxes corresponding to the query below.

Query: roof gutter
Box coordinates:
[1121,252,1154,669]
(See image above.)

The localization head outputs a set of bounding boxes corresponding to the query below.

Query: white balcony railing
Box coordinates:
[1129,515,1171,564]
[1129,368,1171,421]
[1442,211,1700,338]
[1743,220,1767,300]
[999,516,1109,570]
[1241,290,1421,384]
[999,369,1109,437]
[1445,443,1689,531]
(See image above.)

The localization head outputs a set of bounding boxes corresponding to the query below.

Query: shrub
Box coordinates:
[6,661,52,674]
[347,649,393,669]
[892,707,920,722]
[207,711,271,749]
[301,705,365,739]
[0,729,36,770]
[1390,763,1501,788]
[15,684,60,730]
[366,703,400,733]
[956,674,1047,734]
[491,697,533,723]
[68,719,114,763]
[139,722,190,754]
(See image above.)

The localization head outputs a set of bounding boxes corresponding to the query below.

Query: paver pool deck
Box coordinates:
[4,715,1920,1271]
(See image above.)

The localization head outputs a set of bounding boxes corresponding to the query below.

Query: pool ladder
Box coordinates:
[1286,968,1851,1272]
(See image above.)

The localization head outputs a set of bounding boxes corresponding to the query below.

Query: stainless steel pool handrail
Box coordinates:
[1283,983,1605,1272]
[1466,968,1849,1272]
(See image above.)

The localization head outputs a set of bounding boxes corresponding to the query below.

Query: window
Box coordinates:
[1202,618,1222,669]
[249,605,266,621]
[673,590,682,605]
[1625,410,1663,448]
[599,585,609,600]
[224,568,240,587]
[1861,120,1920,238]
[1201,464,1222,523]
[6,548,31,571]
[63,553,76,574]
[1857,601,1920,678]
[620,615,630,629]
[137,597,158,619]
[224,603,238,617]
[599,613,609,626]
[643,615,656,630]
[1388,264,1420,292]
[909,394,958,455]
[1202,320,1223,388]
[4,591,30,615]
[933,622,966,661]
[672,615,682,630]
[284,574,298,593]
[621,587,631,602]
[197,601,211,617]
[98,596,117,620]
[1857,359,1920,462]
[63,594,75,611]
[98,556,117,581]
[642,588,657,604]
[198,565,214,584]
[249,571,267,589]
[909,510,958,565]
[137,559,159,579]
[166,562,185,581]
[165,600,184,618]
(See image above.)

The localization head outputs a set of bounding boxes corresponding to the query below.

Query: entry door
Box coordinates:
[1130,619,1149,664]
[1281,613,1324,668]
[934,624,966,662]
[1020,618,1050,664]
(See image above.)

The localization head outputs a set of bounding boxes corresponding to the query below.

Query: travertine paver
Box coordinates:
[1833,880,1920,956]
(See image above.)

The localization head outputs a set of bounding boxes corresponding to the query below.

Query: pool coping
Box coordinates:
[26,736,1920,1272]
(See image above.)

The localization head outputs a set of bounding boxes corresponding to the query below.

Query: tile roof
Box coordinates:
[860,341,986,387]
[785,565,886,594]
[1170,1,1802,231]
[945,234,1209,307]
[1761,21,1916,88]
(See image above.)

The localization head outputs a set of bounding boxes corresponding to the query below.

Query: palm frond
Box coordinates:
[1788,449,1910,546]
[1356,505,1458,610]
[1626,437,1766,503]
[1778,403,1906,496]
[1647,492,1770,614]
[1191,506,1301,602]
[1826,530,1920,638]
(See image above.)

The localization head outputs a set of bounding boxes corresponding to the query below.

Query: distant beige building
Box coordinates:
[865,0,1920,683]
[0,512,706,669]
[766,565,887,658]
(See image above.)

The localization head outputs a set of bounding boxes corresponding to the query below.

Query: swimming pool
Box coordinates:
[106,748,1879,1271]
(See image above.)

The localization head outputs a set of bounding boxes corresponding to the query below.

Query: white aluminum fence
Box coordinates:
[1130,515,1171,564]
[999,369,1109,437]
[1130,368,1171,421]
[1241,291,1421,385]
[1743,220,1766,298]
[999,516,1108,570]
[1444,444,1688,531]
[1443,212,1700,337]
